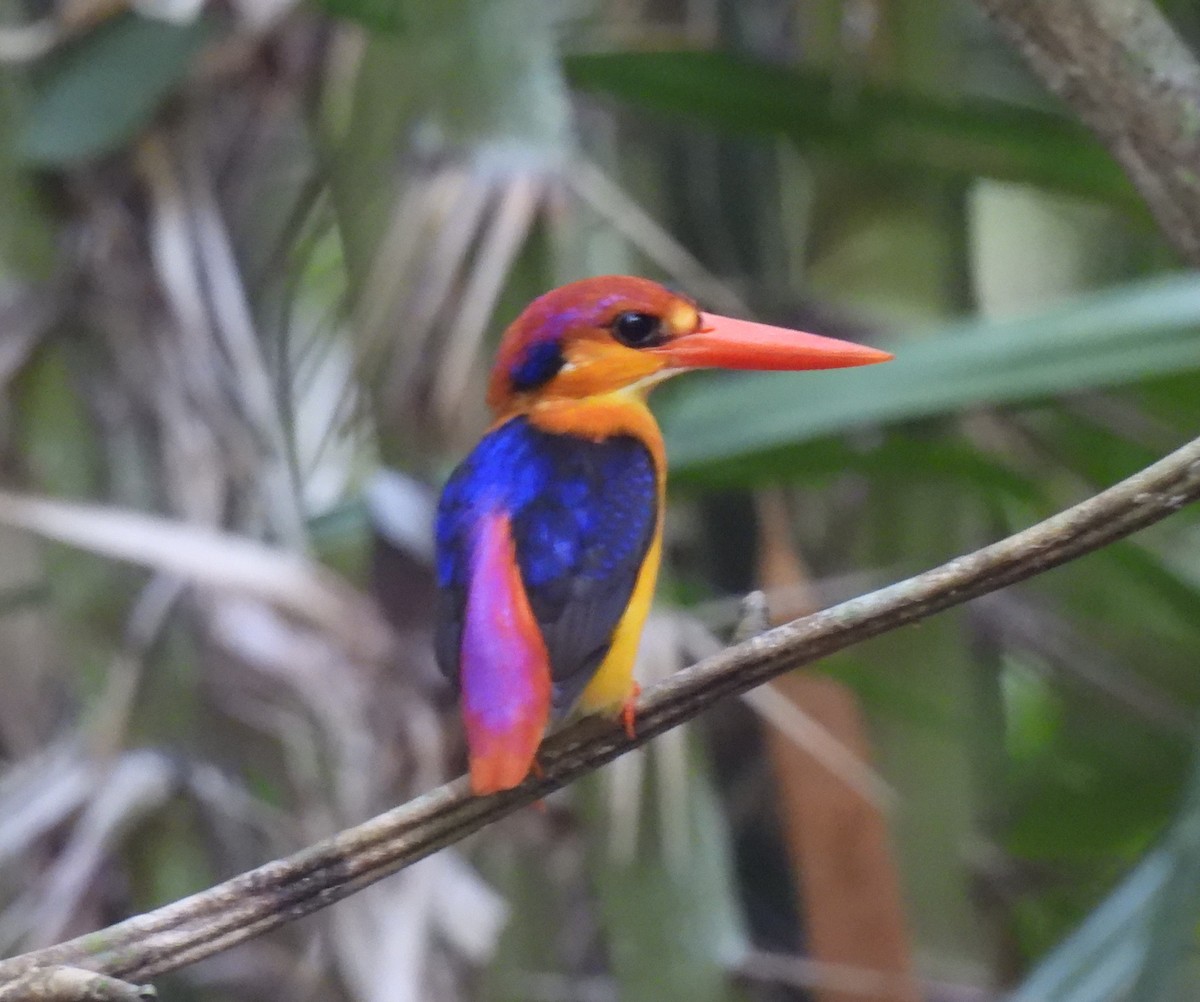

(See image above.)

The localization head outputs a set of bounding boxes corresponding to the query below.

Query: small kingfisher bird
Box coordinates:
[435,276,891,794]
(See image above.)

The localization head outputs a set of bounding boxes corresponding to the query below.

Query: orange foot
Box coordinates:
[619,683,641,740]
[529,757,547,812]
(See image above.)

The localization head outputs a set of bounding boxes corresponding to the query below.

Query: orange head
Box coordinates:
[486,276,891,416]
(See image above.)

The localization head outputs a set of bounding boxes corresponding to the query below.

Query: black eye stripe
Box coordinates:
[611,311,665,348]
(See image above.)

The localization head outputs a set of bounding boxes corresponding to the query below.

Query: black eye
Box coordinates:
[611,311,664,348]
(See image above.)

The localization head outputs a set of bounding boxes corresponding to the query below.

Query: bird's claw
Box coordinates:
[620,683,641,740]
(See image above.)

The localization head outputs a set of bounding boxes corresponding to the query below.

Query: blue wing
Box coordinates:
[435,416,658,716]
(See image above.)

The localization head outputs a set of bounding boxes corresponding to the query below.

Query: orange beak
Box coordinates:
[656,312,893,371]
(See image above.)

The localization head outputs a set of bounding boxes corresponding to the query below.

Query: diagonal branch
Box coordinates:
[976,0,1200,267]
[1,433,1199,986]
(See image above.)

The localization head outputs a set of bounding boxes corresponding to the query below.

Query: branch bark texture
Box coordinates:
[0,434,1198,986]
[976,0,1200,267]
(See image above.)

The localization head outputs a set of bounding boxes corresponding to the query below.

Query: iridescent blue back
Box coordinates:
[435,416,657,715]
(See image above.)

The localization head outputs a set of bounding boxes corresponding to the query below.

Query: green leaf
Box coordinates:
[1128,762,1200,999]
[659,274,1200,474]
[312,0,405,34]
[578,745,748,1002]
[0,79,56,276]
[1013,729,1200,1001]
[669,427,1044,503]
[565,50,1138,209]
[1013,845,1172,1001]
[18,14,211,165]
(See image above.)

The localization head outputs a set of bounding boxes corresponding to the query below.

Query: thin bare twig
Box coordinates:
[0,434,1198,985]
[738,948,996,1002]
[0,966,154,1002]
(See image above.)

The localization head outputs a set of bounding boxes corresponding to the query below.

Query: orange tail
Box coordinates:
[460,511,552,794]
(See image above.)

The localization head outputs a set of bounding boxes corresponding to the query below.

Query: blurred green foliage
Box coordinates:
[566,50,1140,208]
[1,1,1199,1000]
[18,13,211,164]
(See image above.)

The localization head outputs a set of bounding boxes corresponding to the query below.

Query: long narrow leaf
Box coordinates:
[1013,728,1200,1001]
[18,14,211,165]
[565,51,1137,208]
[660,274,1200,473]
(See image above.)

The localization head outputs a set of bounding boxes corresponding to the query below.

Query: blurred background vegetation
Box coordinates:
[1,0,1200,999]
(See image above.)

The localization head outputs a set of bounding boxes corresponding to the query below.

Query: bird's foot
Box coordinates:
[619,683,641,740]
[528,757,548,812]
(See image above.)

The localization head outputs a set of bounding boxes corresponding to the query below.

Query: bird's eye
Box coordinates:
[611,311,664,348]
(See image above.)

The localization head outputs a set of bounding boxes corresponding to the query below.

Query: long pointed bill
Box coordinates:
[660,312,893,371]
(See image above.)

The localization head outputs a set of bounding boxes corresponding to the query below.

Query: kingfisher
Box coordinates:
[435,276,891,794]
